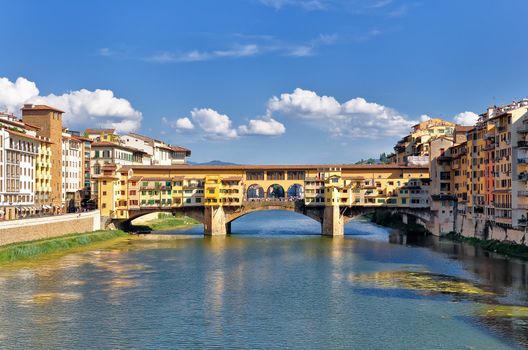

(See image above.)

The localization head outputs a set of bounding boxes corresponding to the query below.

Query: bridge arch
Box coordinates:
[246,184,265,200]
[267,184,285,199]
[287,183,304,200]
[225,203,323,224]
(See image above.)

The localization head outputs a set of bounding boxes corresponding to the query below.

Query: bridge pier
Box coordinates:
[322,205,344,236]
[204,206,229,236]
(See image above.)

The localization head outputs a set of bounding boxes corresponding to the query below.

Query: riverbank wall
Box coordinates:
[453,214,527,246]
[0,211,101,247]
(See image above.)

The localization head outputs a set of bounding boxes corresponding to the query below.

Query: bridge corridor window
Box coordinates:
[287,171,305,180]
[267,184,285,199]
[246,171,264,181]
[267,171,285,181]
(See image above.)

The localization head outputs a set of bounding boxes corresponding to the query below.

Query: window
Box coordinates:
[246,171,264,180]
[267,171,285,180]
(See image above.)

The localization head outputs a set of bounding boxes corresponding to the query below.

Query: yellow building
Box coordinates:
[35,137,53,213]
[97,164,430,220]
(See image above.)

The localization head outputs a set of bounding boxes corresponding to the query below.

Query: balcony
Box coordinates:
[518,191,528,196]
[518,141,528,148]
[518,158,528,164]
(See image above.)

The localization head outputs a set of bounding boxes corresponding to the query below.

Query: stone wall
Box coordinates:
[0,211,101,246]
[450,213,528,246]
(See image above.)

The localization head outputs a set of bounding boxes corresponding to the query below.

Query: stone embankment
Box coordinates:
[0,211,101,246]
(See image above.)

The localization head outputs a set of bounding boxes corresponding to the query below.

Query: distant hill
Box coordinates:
[188,160,240,166]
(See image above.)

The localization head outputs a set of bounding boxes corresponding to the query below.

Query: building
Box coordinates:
[85,128,120,143]
[0,113,41,219]
[120,132,191,165]
[96,164,430,220]
[35,135,53,214]
[22,104,64,209]
[393,119,457,166]
[62,131,83,210]
[90,141,150,202]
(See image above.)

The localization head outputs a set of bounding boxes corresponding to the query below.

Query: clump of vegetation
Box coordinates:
[445,232,528,260]
[369,211,428,235]
[0,230,127,263]
[142,213,199,231]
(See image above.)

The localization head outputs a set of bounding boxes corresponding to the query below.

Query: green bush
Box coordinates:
[0,230,127,263]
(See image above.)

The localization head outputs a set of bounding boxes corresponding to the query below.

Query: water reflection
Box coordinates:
[386,231,528,348]
[0,212,526,349]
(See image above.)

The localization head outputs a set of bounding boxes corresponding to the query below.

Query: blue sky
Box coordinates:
[1,0,527,164]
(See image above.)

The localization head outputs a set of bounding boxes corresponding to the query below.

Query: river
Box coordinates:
[0,211,527,349]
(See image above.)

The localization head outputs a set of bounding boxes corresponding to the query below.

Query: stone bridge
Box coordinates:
[114,201,432,236]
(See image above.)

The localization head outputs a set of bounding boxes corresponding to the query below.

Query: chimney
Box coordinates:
[23,104,33,108]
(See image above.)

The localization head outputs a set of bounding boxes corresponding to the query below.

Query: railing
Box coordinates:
[518,158,528,164]
[518,141,528,148]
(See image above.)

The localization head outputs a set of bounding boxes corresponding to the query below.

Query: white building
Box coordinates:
[62,131,83,209]
[120,133,190,165]
[0,113,40,219]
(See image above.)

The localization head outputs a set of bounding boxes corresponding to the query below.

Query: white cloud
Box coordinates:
[0,77,142,133]
[238,117,285,136]
[267,88,415,138]
[174,117,194,130]
[454,111,479,126]
[145,44,260,63]
[259,0,326,10]
[164,108,286,139]
[190,108,238,139]
[0,77,39,113]
[162,116,195,131]
[419,114,432,122]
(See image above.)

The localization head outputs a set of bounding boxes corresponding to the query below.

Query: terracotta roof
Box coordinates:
[455,125,474,133]
[128,176,143,181]
[119,163,429,172]
[6,129,42,142]
[0,117,40,131]
[21,104,65,113]
[72,135,93,142]
[221,177,243,182]
[141,177,172,182]
[102,163,117,170]
[170,146,191,155]
[127,132,153,143]
[85,128,116,134]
